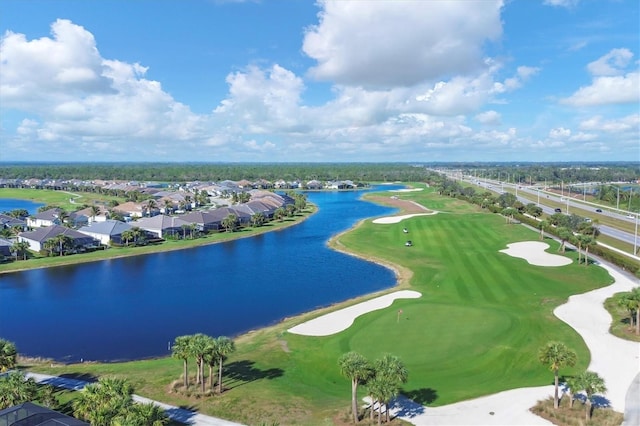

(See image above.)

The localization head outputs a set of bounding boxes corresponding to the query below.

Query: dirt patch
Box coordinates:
[365,195,430,213]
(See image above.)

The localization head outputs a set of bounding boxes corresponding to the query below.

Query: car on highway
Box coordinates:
[596,209,603,213]
[627,214,635,219]
[554,208,562,213]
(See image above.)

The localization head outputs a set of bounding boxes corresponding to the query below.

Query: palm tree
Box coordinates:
[372,354,408,423]
[221,214,238,233]
[49,234,72,256]
[581,235,595,266]
[574,370,607,421]
[113,402,168,426]
[617,292,638,332]
[0,339,18,372]
[0,371,38,410]
[339,351,373,424]
[538,220,548,241]
[89,205,101,222]
[146,199,157,217]
[190,333,213,392]
[538,341,577,409]
[213,336,235,394]
[367,375,397,425]
[171,335,192,388]
[163,199,174,215]
[251,212,265,228]
[120,229,134,246]
[629,287,640,335]
[274,207,285,221]
[11,241,30,260]
[73,377,133,426]
[556,227,572,253]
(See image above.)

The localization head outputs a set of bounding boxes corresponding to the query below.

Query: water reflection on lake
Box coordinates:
[0,187,401,362]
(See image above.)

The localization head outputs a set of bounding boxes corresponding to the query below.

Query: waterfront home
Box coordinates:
[27,208,63,228]
[179,211,223,232]
[18,225,98,252]
[0,213,27,231]
[77,219,133,245]
[134,214,191,238]
[0,237,12,259]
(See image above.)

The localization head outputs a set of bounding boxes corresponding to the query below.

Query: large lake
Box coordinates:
[0,187,401,362]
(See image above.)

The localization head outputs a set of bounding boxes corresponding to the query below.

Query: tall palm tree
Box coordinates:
[556,227,572,253]
[538,220,548,241]
[538,341,577,409]
[373,354,408,423]
[89,205,101,222]
[574,371,607,421]
[617,292,637,332]
[221,214,238,233]
[11,241,30,261]
[251,212,265,228]
[339,351,373,424]
[171,335,192,388]
[581,235,595,266]
[0,339,18,372]
[629,287,640,335]
[190,333,213,392]
[214,336,235,394]
[120,229,134,246]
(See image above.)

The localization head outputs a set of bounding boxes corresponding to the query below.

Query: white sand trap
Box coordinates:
[500,241,572,267]
[373,212,438,224]
[288,290,422,336]
[391,188,425,192]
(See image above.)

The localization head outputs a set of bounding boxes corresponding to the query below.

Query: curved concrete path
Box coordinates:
[26,372,244,426]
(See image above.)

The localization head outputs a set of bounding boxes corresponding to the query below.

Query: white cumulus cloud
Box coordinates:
[303,0,503,88]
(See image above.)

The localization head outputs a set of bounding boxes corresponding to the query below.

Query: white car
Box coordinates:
[627,214,635,219]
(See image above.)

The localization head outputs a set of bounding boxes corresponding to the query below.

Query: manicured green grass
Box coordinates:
[23,186,613,424]
[0,188,123,211]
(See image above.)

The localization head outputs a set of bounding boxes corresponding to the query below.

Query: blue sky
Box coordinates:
[1,0,638,163]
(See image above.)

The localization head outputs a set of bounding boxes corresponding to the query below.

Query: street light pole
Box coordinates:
[634,213,638,256]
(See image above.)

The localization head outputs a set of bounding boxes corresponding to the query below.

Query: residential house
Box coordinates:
[0,237,12,259]
[179,211,223,232]
[77,219,133,245]
[134,215,191,238]
[27,208,62,228]
[18,225,98,252]
[0,213,27,232]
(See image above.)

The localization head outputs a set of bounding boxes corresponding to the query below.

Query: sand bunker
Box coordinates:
[373,212,438,224]
[391,188,425,192]
[500,241,572,267]
[287,290,422,336]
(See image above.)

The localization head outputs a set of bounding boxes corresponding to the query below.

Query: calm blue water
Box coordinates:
[0,198,44,215]
[0,187,400,362]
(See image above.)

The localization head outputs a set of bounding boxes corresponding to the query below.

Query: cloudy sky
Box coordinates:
[1,0,638,163]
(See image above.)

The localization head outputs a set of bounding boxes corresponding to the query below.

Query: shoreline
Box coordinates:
[0,204,318,275]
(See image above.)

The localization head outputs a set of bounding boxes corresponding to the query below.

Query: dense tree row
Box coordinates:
[0,162,430,183]
[434,162,639,185]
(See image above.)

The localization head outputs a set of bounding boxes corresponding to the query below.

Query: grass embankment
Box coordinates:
[0,207,317,274]
[25,184,613,425]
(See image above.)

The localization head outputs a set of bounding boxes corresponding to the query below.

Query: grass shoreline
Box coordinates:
[0,204,317,275]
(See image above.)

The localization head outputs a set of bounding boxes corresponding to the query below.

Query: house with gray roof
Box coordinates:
[0,237,12,259]
[134,215,191,238]
[77,219,134,245]
[27,208,63,228]
[179,211,223,232]
[0,214,27,232]
[18,225,98,252]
